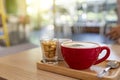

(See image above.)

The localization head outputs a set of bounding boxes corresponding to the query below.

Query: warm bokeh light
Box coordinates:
[39,0,53,11]
[26,0,53,16]
[56,0,75,5]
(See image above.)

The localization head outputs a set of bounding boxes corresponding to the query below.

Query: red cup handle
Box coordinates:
[94,46,110,65]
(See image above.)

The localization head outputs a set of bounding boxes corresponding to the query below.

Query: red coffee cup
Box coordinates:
[61,41,110,70]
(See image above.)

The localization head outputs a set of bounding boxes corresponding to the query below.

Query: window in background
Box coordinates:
[26,0,53,30]
[54,0,117,28]
[25,0,117,33]
[76,0,117,27]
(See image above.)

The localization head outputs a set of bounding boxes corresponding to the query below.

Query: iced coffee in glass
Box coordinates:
[40,38,58,64]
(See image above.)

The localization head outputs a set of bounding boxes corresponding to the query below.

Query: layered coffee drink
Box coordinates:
[41,40,57,58]
[40,39,58,64]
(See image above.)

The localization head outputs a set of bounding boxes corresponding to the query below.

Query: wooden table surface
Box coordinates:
[0,44,120,80]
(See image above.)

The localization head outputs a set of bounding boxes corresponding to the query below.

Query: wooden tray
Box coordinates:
[37,60,120,80]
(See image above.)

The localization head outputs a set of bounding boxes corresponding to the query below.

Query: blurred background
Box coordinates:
[0,0,119,50]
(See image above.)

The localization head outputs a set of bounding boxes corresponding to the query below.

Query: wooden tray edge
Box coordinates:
[36,61,120,80]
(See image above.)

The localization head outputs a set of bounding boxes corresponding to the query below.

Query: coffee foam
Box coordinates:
[62,42,99,48]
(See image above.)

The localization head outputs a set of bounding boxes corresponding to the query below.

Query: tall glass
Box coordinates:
[58,38,72,61]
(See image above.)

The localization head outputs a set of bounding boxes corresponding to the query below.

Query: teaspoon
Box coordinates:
[97,60,119,78]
